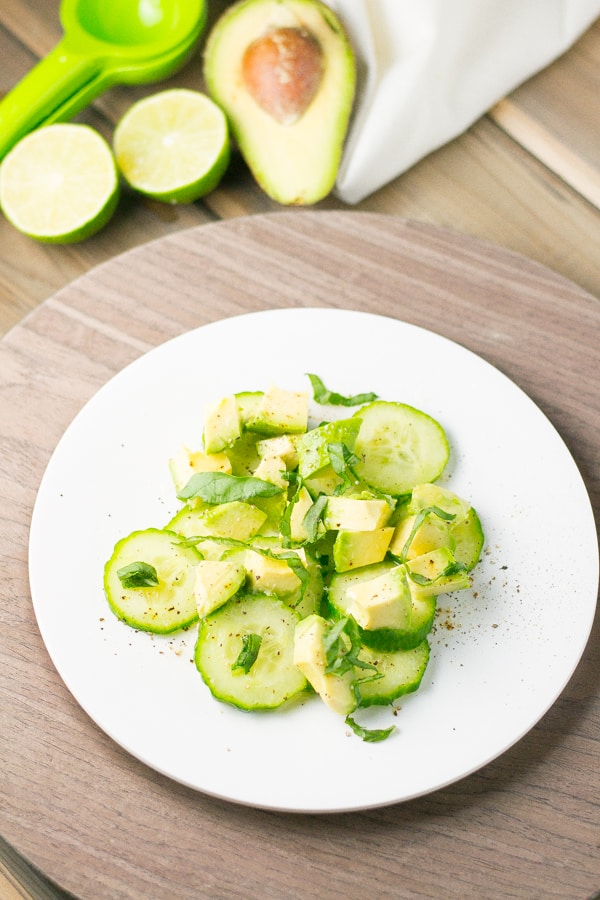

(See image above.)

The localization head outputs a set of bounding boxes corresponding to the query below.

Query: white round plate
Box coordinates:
[29,307,598,813]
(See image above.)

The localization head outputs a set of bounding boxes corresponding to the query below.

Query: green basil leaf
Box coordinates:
[117,561,159,588]
[307,373,378,407]
[345,715,396,743]
[232,633,262,674]
[178,471,283,504]
[302,493,328,544]
[323,617,377,676]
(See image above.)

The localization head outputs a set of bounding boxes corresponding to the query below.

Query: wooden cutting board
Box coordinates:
[0,211,598,899]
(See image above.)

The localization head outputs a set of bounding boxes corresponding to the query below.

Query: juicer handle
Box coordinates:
[0,38,104,161]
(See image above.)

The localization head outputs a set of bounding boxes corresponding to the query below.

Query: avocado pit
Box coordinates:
[241,26,324,124]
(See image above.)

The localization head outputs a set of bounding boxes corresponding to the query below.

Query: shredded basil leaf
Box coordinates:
[117,561,159,588]
[232,633,262,674]
[345,715,396,743]
[302,493,328,544]
[178,471,283,504]
[327,441,361,488]
[323,617,377,676]
[307,373,378,407]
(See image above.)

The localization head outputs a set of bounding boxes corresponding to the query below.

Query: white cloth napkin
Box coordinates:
[328,0,600,203]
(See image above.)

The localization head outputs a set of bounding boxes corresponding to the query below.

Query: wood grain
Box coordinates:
[1,6,599,344]
[0,212,598,899]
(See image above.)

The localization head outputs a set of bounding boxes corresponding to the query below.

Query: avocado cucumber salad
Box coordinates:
[104,374,484,742]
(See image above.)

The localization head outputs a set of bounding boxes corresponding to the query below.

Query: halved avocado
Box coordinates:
[203,0,356,204]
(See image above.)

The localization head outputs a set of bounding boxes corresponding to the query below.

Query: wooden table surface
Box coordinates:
[1,3,599,898]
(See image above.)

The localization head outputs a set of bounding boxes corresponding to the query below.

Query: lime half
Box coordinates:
[113,89,230,203]
[0,124,119,243]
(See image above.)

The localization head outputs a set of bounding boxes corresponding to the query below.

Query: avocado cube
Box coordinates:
[293,615,356,715]
[346,567,412,631]
[407,547,470,598]
[246,385,308,436]
[332,527,394,573]
[256,434,299,469]
[252,454,288,488]
[245,549,302,596]
[407,546,455,581]
[168,445,232,493]
[323,496,391,532]
[388,513,455,560]
[204,395,242,453]
[296,417,360,479]
[194,559,246,618]
[304,465,344,498]
[288,486,315,543]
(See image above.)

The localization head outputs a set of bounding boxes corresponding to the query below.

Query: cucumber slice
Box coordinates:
[328,562,436,651]
[195,593,308,710]
[104,528,201,633]
[356,640,430,707]
[352,401,449,496]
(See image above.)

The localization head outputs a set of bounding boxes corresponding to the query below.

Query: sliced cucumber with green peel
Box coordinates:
[352,401,449,496]
[195,593,308,710]
[104,528,201,633]
[328,561,437,651]
[356,640,430,707]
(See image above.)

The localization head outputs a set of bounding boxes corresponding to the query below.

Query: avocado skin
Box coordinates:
[204,0,356,205]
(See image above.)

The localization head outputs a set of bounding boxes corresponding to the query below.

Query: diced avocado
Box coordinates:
[328,562,437,652]
[256,434,299,469]
[304,465,344,497]
[323,496,391,532]
[197,500,267,541]
[332,527,394,573]
[245,385,309,435]
[245,548,302,595]
[249,454,288,526]
[194,559,246,618]
[388,512,455,560]
[252,454,288,488]
[406,546,456,581]
[204,0,356,205]
[288,485,315,542]
[235,390,263,428]
[225,431,262,476]
[168,445,232,494]
[296,416,360,479]
[293,614,356,715]
[345,566,412,631]
[204,395,242,453]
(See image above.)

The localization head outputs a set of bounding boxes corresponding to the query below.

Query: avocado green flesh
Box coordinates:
[203,0,356,204]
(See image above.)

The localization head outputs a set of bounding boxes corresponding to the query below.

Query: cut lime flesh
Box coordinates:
[0,123,119,243]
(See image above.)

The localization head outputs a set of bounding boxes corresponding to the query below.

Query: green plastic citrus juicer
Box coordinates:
[0,0,208,161]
